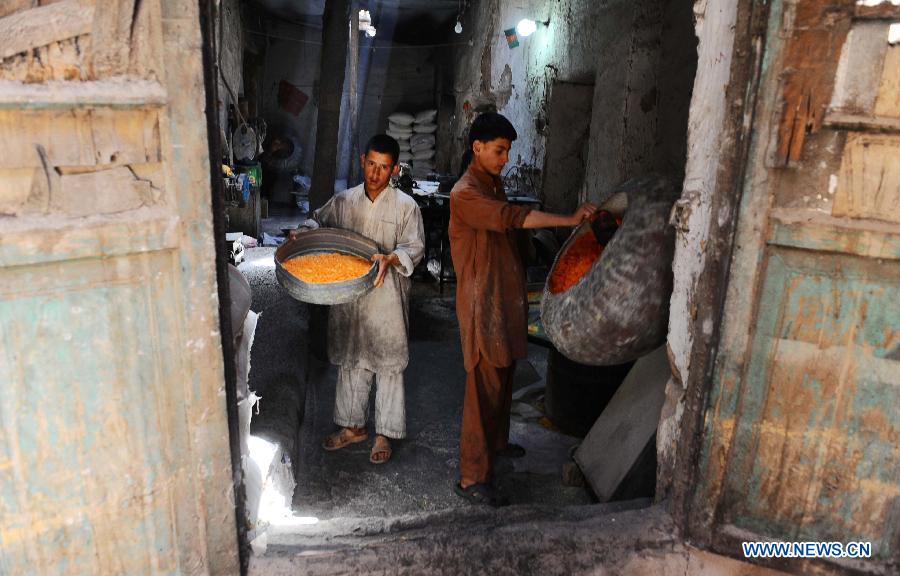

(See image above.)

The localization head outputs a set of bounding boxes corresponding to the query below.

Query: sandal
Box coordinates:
[369,435,392,464]
[322,427,367,451]
[453,482,509,507]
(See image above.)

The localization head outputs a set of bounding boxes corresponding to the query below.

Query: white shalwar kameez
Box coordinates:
[311,184,425,438]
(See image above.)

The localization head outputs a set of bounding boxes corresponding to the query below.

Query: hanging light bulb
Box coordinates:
[454,0,464,35]
[516,18,537,37]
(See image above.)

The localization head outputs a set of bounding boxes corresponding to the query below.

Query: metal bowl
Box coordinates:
[274,228,379,305]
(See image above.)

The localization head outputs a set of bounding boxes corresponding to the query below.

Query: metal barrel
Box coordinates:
[541,175,679,366]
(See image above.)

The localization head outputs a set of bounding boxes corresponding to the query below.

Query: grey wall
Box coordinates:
[251,0,702,209]
[541,81,594,215]
[449,0,613,194]
[365,47,437,135]
[256,15,439,195]
[218,0,245,156]
[582,0,697,203]
[450,0,697,208]
[339,38,438,185]
[259,19,322,180]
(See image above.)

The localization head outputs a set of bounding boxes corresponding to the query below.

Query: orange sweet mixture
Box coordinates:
[548,231,604,294]
[283,252,372,283]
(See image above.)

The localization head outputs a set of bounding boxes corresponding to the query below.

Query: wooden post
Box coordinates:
[310,0,352,210]
[348,4,361,186]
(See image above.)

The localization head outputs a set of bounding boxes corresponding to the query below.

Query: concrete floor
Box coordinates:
[240,210,786,576]
[239,241,594,525]
[237,204,642,573]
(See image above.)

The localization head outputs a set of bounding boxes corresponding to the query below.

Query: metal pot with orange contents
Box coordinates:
[541,175,679,366]
[275,228,379,305]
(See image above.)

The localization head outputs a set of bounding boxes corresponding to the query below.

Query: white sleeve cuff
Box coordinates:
[393,249,415,277]
[297,218,319,231]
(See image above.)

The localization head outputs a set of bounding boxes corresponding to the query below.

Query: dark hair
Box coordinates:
[468,113,517,147]
[365,134,400,165]
[458,149,473,179]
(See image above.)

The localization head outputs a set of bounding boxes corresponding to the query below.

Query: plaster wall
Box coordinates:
[218,0,244,132]
[655,0,739,491]
[581,0,662,203]
[580,0,697,204]
[449,0,614,195]
[258,18,437,190]
[259,19,322,178]
[337,40,437,184]
[366,48,436,135]
[451,0,695,206]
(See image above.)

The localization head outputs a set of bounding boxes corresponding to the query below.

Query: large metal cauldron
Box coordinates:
[275,228,379,305]
[540,175,678,366]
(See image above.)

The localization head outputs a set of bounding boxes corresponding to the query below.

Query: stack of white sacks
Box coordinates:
[387,109,437,179]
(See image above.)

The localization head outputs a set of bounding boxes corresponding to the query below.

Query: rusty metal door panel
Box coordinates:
[710,248,899,556]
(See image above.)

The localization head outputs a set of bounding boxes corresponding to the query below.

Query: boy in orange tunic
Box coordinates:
[449,113,597,505]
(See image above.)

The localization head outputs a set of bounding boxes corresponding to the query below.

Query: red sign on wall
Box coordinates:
[278,80,309,116]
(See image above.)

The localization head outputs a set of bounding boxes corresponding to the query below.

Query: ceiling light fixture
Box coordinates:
[454,0,464,34]
[516,18,537,37]
[358,9,371,31]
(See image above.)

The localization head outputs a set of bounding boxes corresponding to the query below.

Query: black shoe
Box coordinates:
[453,482,509,507]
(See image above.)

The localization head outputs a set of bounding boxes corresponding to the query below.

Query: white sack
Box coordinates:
[388,121,413,135]
[386,130,411,141]
[410,133,436,148]
[414,109,437,123]
[413,122,437,134]
[388,112,415,125]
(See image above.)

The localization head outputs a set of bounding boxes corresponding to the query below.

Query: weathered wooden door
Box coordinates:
[690,1,899,571]
[0,1,238,574]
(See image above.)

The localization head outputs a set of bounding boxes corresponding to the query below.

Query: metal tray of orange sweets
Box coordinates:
[275,228,379,305]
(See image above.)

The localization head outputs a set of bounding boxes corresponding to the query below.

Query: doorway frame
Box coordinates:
[664,0,769,540]
[199,0,250,571]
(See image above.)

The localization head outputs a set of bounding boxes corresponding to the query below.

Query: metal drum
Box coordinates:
[540,175,679,366]
[274,228,379,305]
